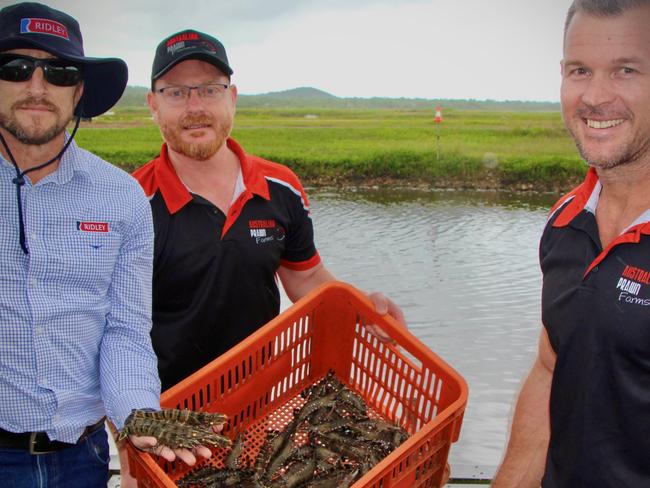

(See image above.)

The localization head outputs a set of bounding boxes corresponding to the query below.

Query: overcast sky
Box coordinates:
[5,0,570,101]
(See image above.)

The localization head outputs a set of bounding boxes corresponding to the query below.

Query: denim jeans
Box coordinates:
[0,426,109,487]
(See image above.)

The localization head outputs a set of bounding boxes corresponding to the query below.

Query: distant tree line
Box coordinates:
[115,85,560,112]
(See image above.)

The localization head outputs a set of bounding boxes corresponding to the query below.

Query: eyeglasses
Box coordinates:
[0,54,82,87]
[155,83,230,105]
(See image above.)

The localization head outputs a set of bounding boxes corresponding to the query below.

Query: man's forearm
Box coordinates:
[492,357,552,487]
[278,263,336,302]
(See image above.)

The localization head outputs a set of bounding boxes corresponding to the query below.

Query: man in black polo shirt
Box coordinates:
[133,30,403,391]
[493,1,650,487]
[124,28,403,488]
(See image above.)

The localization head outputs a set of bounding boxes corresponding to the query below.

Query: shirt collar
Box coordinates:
[154,137,270,215]
[48,137,89,185]
[553,167,650,233]
[552,168,600,227]
[0,134,88,186]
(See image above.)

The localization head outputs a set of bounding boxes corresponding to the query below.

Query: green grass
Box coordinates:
[74,107,586,191]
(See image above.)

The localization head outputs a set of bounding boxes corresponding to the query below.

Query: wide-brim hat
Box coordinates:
[0,2,127,118]
[152,29,232,84]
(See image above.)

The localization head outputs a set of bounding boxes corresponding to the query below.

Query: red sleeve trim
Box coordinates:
[280,252,321,271]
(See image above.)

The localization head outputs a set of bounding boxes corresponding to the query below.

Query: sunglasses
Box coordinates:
[0,54,82,87]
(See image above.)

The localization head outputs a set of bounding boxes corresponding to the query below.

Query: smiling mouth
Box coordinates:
[184,124,210,129]
[586,118,625,129]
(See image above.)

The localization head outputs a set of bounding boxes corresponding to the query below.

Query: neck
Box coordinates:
[595,158,650,246]
[595,157,650,203]
[167,141,238,181]
[166,141,241,212]
[0,128,67,183]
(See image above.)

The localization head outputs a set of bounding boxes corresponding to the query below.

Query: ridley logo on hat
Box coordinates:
[20,17,69,40]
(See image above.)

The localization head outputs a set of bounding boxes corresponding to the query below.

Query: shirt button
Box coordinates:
[35,326,43,335]
[41,378,48,386]
[52,414,60,422]
[29,278,38,287]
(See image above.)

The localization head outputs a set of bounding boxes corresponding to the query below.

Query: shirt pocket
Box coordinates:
[45,221,122,296]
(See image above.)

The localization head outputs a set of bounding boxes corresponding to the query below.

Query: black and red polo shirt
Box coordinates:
[540,168,650,487]
[133,138,320,390]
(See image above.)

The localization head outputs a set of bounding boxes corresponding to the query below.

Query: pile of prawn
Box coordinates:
[178,371,409,488]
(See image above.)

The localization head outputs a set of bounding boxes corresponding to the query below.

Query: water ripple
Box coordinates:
[302,189,555,472]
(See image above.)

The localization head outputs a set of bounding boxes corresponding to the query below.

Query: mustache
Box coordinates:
[575,105,630,120]
[12,96,60,113]
[180,113,214,128]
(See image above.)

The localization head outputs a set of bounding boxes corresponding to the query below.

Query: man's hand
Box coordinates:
[129,434,212,465]
[365,291,407,342]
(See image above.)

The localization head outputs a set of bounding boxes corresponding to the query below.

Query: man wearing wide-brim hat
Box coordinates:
[0,3,215,485]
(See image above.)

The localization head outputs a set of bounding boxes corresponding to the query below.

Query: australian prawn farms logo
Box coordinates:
[249,219,285,244]
[616,264,650,306]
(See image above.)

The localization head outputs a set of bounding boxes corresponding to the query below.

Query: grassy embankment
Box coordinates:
[74,106,586,192]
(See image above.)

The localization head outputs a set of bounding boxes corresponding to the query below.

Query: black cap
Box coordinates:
[151,29,233,84]
[0,2,128,118]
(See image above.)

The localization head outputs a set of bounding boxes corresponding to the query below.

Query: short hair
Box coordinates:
[565,0,650,36]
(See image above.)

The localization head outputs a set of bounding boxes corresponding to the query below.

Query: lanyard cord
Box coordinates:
[0,115,82,254]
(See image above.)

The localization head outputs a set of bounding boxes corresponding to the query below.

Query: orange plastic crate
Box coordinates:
[127,281,468,488]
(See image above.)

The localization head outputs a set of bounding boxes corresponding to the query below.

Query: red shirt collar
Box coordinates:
[552,167,599,228]
[553,166,650,236]
[154,137,270,215]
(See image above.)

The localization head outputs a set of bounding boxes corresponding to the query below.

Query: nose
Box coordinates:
[580,73,615,108]
[25,66,47,96]
[185,87,206,111]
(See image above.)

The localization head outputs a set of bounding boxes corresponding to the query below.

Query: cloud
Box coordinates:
[11,0,567,100]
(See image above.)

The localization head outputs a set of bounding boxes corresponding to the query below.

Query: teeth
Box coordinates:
[587,119,624,129]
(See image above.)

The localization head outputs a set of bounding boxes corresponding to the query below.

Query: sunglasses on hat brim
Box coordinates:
[0,54,82,87]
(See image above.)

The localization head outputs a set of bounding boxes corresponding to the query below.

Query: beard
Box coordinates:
[571,128,650,171]
[0,96,70,145]
[161,112,232,161]
[573,138,633,170]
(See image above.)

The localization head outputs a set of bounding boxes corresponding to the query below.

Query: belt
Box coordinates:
[0,417,105,455]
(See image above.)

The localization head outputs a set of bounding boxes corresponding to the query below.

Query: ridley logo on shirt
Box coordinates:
[76,221,109,233]
[20,18,69,39]
[616,264,650,306]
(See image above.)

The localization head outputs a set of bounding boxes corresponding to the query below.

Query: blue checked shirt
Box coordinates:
[0,139,160,443]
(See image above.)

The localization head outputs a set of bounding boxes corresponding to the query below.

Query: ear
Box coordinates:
[229,83,238,104]
[229,84,238,117]
[147,90,159,123]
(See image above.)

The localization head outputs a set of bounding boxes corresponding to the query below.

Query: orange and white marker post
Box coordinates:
[434,106,443,160]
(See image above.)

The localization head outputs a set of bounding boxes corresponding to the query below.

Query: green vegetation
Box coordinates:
[77,102,585,192]
[117,85,561,112]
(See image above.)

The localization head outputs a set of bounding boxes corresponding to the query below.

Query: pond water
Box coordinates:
[298,187,559,477]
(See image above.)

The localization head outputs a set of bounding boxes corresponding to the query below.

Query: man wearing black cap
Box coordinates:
[126,26,402,487]
[135,28,404,393]
[0,4,213,485]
